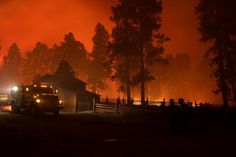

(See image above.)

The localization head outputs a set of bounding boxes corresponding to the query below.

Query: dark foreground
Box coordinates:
[0,108,236,157]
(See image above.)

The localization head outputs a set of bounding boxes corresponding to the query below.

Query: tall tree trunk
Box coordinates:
[227,63,236,107]
[140,19,145,106]
[221,79,229,108]
[140,48,145,105]
[216,36,229,108]
[219,56,229,108]
[125,58,131,104]
[140,30,145,105]
[230,81,236,107]
[226,55,236,107]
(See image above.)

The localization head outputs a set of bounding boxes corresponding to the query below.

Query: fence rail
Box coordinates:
[94,102,119,113]
[76,101,92,112]
[76,99,213,113]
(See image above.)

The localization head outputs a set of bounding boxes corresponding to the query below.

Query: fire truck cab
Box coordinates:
[10,84,62,116]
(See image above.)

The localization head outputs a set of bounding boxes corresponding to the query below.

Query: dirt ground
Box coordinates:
[0,109,236,157]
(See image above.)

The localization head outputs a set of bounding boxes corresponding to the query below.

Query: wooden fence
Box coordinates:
[93,102,120,113]
[76,99,125,113]
[93,98,134,113]
[75,98,167,113]
[76,101,92,112]
[76,98,204,113]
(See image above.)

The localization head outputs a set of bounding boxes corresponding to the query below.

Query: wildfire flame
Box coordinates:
[0,105,12,111]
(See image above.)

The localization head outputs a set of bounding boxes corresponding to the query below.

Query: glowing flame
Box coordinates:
[0,105,12,111]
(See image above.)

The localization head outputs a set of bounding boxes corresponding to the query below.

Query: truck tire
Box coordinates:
[53,109,59,117]
[31,106,41,117]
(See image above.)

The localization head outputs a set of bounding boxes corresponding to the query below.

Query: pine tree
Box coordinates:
[111,0,165,104]
[196,0,236,108]
[23,42,52,83]
[52,32,89,79]
[87,23,110,93]
[110,2,140,104]
[0,43,23,85]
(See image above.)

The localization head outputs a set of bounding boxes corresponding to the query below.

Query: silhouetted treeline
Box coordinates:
[0,30,108,93]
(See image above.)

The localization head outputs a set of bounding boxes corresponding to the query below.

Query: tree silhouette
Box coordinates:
[111,0,165,104]
[196,0,236,107]
[226,40,236,106]
[52,32,88,79]
[0,43,23,86]
[87,23,110,93]
[110,3,139,104]
[54,60,76,81]
[23,42,52,83]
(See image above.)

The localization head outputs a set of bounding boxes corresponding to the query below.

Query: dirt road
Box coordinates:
[0,110,235,157]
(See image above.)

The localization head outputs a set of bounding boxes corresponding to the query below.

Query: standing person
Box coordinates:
[122,98,125,105]
[179,98,191,133]
[116,97,121,113]
[105,96,109,104]
[160,98,166,109]
[130,98,134,105]
[169,99,180,133]
[117,97,121,104]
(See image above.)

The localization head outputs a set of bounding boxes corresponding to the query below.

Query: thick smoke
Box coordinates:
[0,0,116,55]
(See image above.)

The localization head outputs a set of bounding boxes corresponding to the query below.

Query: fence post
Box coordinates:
[75,102,78,112]
[93,98,96,113]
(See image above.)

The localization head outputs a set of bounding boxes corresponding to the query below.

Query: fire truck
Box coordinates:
[10,84,62,116]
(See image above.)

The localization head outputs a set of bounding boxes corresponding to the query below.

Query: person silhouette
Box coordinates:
[122,98,125,105]
[130,98,134,105]
[105,96,109,103]
[178,98,191,133]
[169,99,180,133]
[116,97,121,113]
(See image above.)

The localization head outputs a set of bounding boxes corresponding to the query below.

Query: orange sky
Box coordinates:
[0,0,221,103]
[0,0,206,65]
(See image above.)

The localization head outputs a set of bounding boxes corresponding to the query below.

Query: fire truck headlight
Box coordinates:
[33,94,39,98]
[59,99,62,105]
[36,99,41,103]
[12,86,18,91]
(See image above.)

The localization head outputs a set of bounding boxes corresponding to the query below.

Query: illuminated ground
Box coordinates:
[0,109,235,157]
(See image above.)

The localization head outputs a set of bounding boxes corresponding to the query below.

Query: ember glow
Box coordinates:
[0,105,12,111]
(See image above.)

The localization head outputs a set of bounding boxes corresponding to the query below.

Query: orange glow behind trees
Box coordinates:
[1,0,204,60]
[0,0,221,103]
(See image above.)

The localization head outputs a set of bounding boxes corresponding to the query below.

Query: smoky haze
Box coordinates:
[0,0,116,54]
[0,0,221,104]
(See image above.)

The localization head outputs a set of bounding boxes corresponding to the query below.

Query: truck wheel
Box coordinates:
[53,109,59,117]
[31,107,40,117]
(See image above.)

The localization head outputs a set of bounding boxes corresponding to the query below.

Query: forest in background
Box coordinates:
[1,0,236,107]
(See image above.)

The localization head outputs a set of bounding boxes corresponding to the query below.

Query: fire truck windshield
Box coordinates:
[32,87,54,94]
